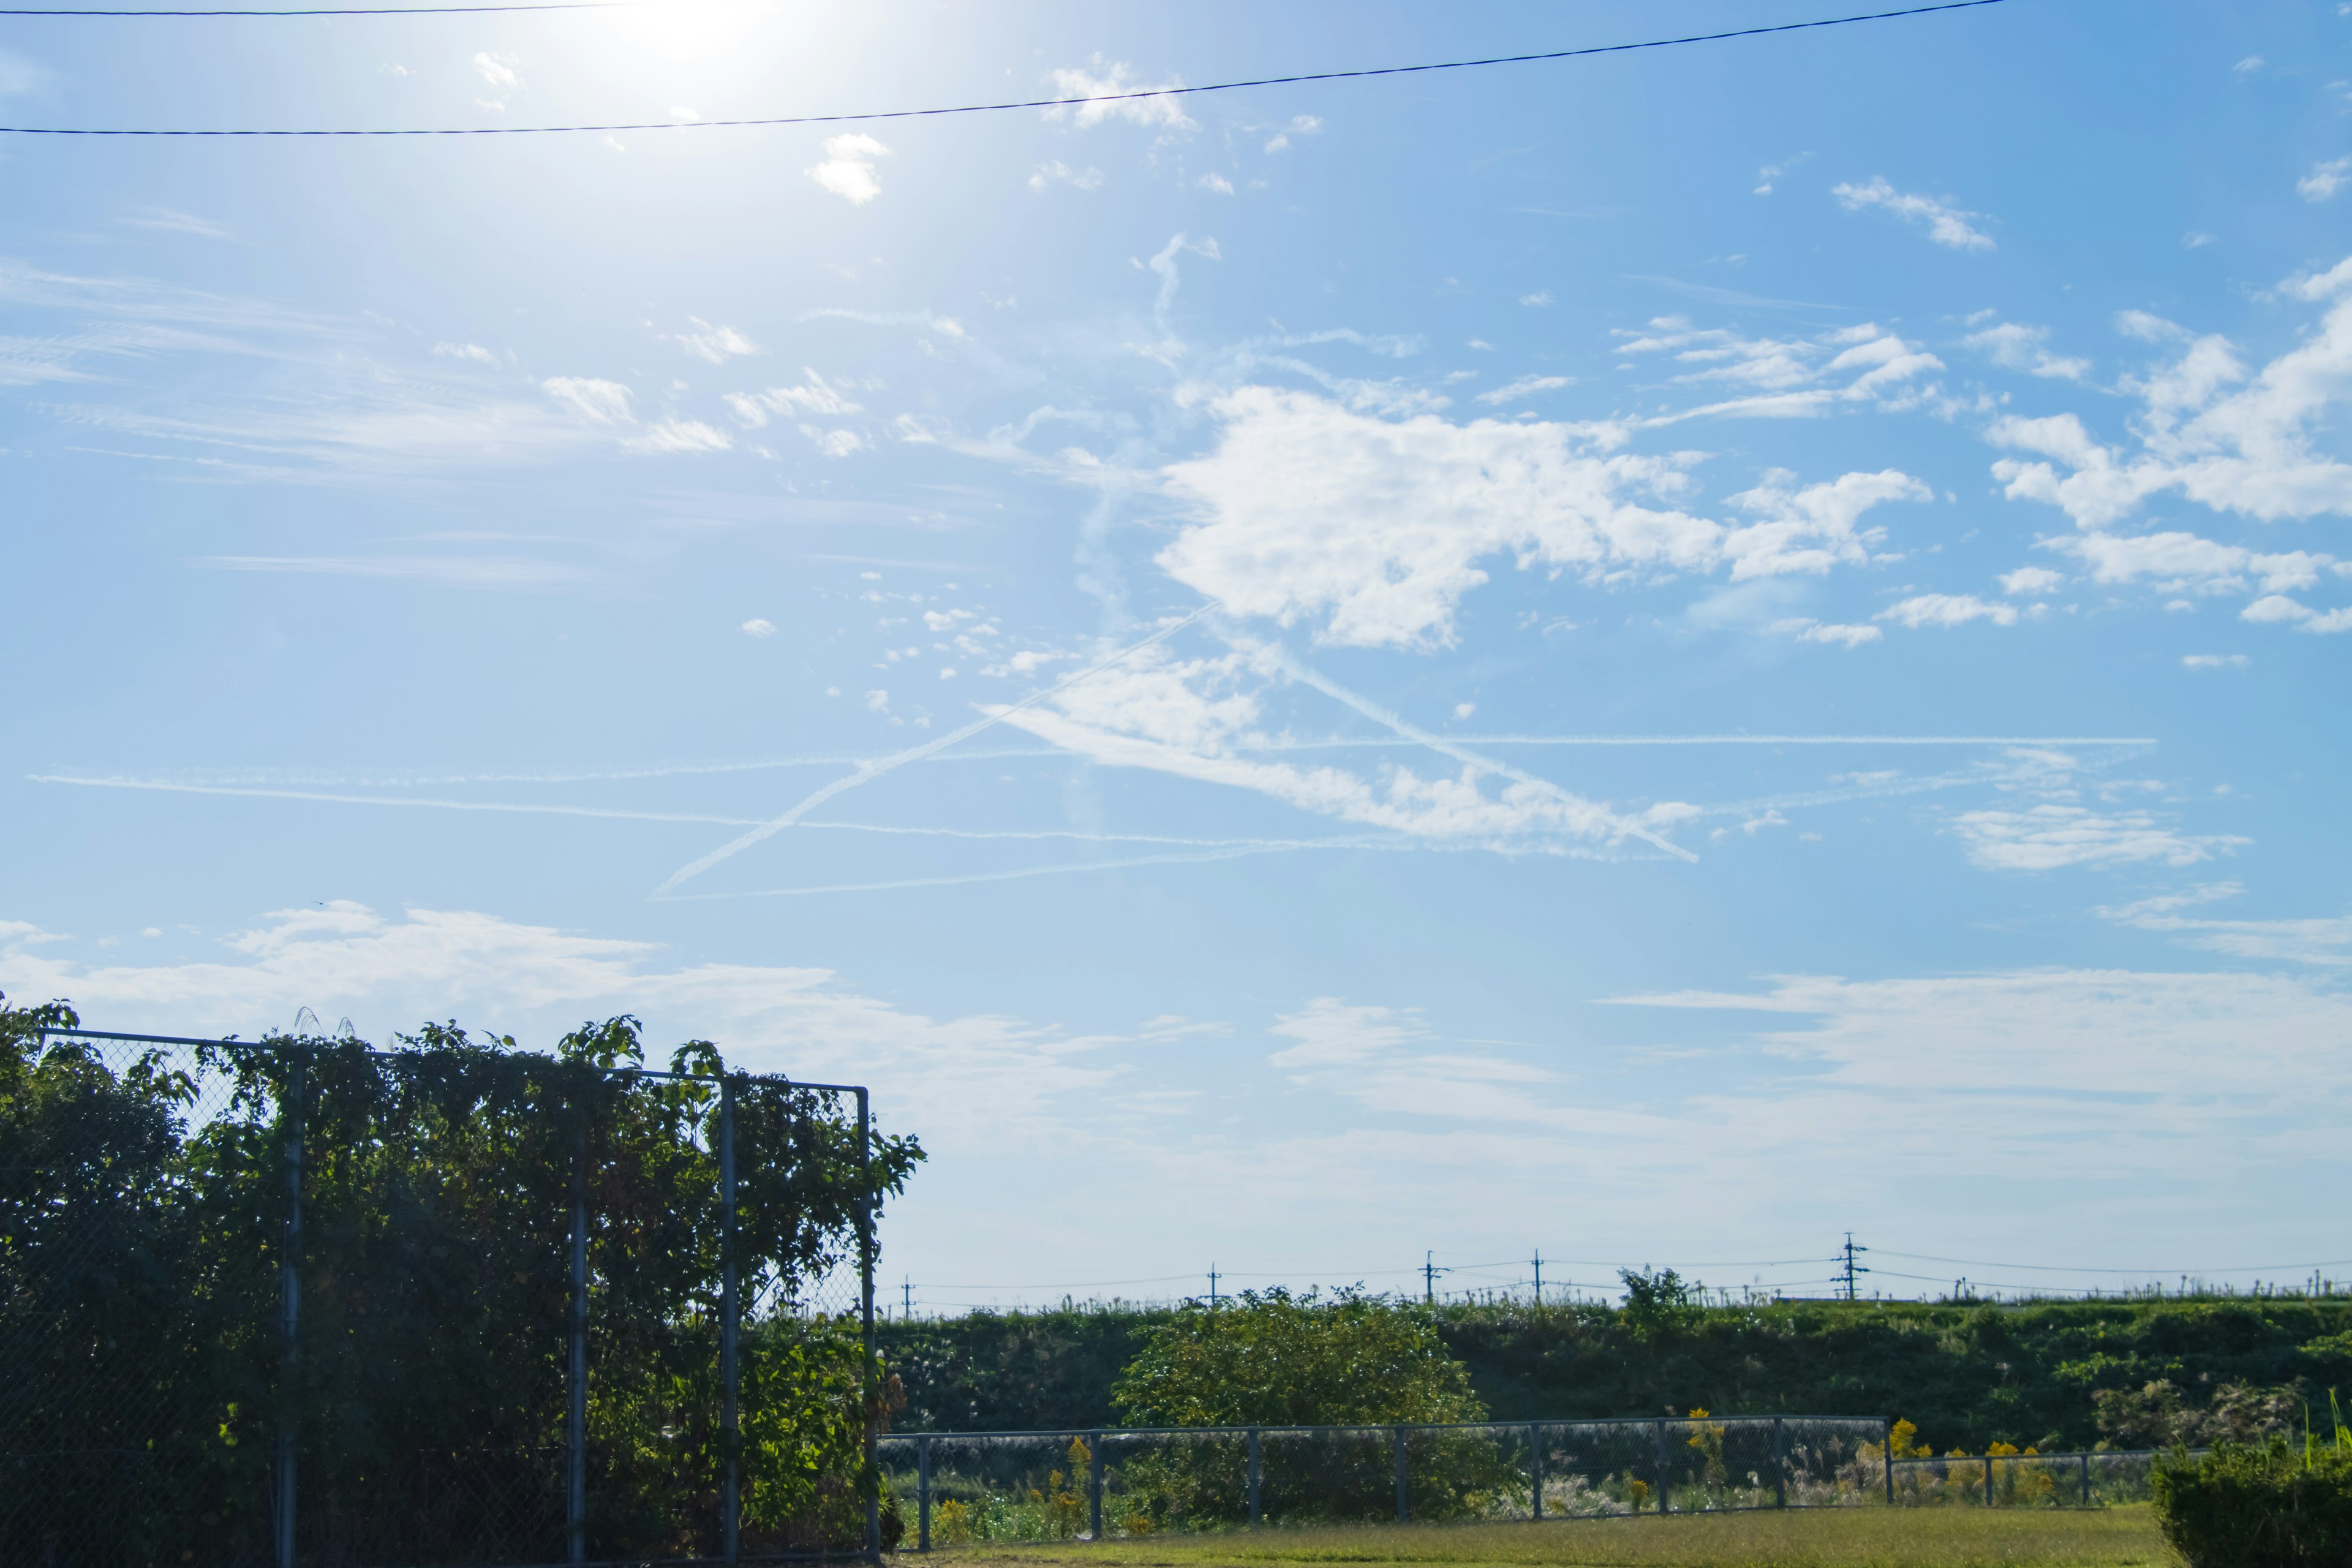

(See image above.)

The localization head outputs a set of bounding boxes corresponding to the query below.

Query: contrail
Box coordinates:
[26,775,761,827]
[650,608,1208,897]
[26,773,1342,848]
[1258,644,1700,864]
[1243,733,2157,750]
[653,836,1398,900]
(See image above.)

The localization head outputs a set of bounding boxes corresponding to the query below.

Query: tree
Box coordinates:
[1113,1286,1486,1428]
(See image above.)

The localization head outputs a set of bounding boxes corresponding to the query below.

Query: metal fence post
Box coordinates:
[276,1047,304,1568]
[1654,1419,1670,1515]
[916,1435,932,1551]
[1773,1417,1786,1510]
[1088,1429,1103,1540]
[1528,1423,1541,1520]
[720,1077,739,1566]
[1393,1426,1408,1523]
[1883,1418,1895,1506]
[1983,1452,1994,1509]
[858,1089,879,1563]
[1246,1428,1261,1527]
[2079,1450,2091,1508]
[568,1116,589,1566]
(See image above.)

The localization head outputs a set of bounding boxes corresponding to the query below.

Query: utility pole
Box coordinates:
[1837,1233,1869,1302]
[1532,1250,1544,1306]
[902,1276,913,1320]
[1422,1251,1448,1304]
[1208,1264,1219,1306]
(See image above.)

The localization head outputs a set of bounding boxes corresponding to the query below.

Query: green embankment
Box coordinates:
[936,1505,2169,1568]
[876,1297,2352,1451]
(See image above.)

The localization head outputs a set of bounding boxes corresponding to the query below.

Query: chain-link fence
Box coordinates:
[880,1415,1903,1544]
[1,1023,893,1568]
[1889,1447,2186,1508]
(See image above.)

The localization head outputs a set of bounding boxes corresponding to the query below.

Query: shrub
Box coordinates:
[2154,1438,2352,1567]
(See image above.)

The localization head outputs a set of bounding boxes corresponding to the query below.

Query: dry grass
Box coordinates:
[929,1506,2172,1568]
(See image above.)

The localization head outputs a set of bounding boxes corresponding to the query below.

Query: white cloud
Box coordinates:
[1951,804,2245,870]
[0,904,1109,1150]
[1999,565,2065,595]
[723,369,861,428]
[1155,387,1924,649]
[1473,374,1572,405]
[990,642,1676,855]
[1877,593,2018,629]
[1028,160,1104,192]
[1964,321,2089,380]
[1610,316,1945,420]
[666,318,759,363]
[432,342,498,364]
[1832,176,1994,251]
[800,425,867,458]
[1452,701,1476,720]
[0,48,55,97]
[1264,116,1321,153]
[741,618,777,638]
[541,376,633,424]
[806,134,892,205]
[1610,967,2352,1180]
[472,51,519,89]
[1044,56,1196,132]
[1518,291,1553,307]
[2101,884,2352,967]
[1986,266,2352,535]
[1196,172,1235,195]
[2182,653,2247,668]
[1723,469,1931,579]
[2184,231,2217,249]
[121,207,230,239]
[2241,594,2352,631]
[626,418,730,454]
[2234,55,2264,74]
[2046,529,2334,596]
[1267,998,1559,1124]
[2299,157,2351,202]
[864,689,889,712]
[1770,617,1882,647]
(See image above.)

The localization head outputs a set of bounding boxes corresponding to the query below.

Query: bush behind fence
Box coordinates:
[1,1017,908,1568]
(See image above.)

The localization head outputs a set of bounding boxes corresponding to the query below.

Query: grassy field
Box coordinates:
[930,1506,2173,1568]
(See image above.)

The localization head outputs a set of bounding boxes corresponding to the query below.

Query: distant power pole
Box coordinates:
[902,1276,913,1320]
[1532,1250,1544,1306]
[1208,1264,1219,1306]
[1422,1251,1449,1304]
[1837,1233,1870,1301]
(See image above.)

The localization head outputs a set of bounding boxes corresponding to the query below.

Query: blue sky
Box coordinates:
[6,0,2352,1308]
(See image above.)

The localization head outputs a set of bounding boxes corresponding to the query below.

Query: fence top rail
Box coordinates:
[880,1414,1891,1443]
[33,1025,866,1093]
[1891,1446,2191,1463]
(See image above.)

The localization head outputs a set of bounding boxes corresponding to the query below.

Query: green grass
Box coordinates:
[930,1506,2172,1568]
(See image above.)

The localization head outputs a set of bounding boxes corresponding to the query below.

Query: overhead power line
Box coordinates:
[0,0,2012,136]
[1,2,606,11]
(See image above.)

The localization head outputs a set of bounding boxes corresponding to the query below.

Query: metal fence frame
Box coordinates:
[881,1420,2180,1547]
[17,1026,883,1568]
[884,1414,1893,1544]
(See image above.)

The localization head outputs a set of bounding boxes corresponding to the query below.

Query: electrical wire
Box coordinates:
[1872,1250,2352,1276]
[0,0,2013,136]
[1,2,611,11]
